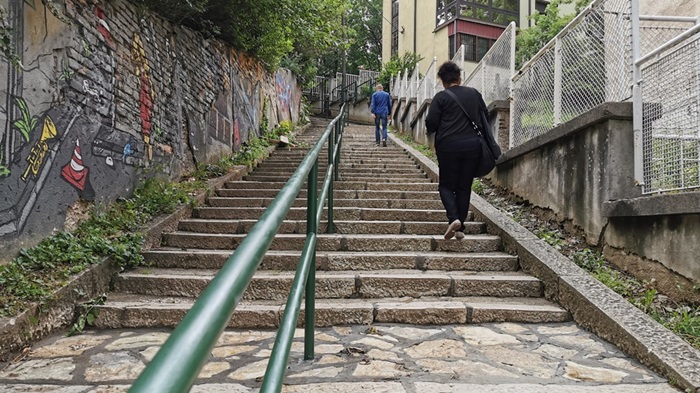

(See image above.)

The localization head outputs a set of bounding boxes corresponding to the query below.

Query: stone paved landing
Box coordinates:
[0,322,679,392]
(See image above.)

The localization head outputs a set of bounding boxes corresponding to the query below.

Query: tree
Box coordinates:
[141,0,346,72]
[377,52,424,95]
[345,0,382,73]
[315,0,382,78]
[515,0,591,68]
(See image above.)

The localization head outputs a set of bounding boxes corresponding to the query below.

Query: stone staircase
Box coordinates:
[94,120,569,329]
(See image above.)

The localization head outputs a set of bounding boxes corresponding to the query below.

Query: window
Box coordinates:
[438,0,519,27]
[450,33,496,61]
[391,0,399,56]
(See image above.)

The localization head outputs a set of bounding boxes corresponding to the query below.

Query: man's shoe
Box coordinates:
[444,219,461,240]
[455,231,465,240]
[382,140,387,147]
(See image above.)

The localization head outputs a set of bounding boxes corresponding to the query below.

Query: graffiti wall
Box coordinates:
[0,0,302,261]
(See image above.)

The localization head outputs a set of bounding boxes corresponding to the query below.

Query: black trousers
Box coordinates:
[436,145,482,230]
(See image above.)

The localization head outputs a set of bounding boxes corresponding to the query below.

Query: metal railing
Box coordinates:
[409,64,420,99]
[452,43,466,82]
[128,107,347,393]
[635,23,700,194]
[417,57,437,107]
[510,0,633,148]
[463,22,516,106]
[354,78,377,103]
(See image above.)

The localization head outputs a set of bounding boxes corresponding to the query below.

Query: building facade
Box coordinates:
[382,0,570,76]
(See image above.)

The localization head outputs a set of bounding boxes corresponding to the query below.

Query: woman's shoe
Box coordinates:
[444,219,461,239]
[455,231,465,240]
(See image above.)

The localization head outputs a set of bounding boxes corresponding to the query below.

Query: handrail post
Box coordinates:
[304,160,318,361]
[327,121,336,234]
[335,115,342,181]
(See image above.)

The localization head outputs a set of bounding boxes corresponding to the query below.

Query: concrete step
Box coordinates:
[191,207,449,221]
[142,250,519,271]
[254,167,426,175]
[243,175,430,183]
[177,219,483,235]
[93,294,570,329]
[215,188,440,200]
[161,233,501,252]
[113,269,543,300]
[222,181,438,191]
[255,163,419,171]
[206,197,446,210]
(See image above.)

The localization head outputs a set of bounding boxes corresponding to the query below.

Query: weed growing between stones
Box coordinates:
[0,122,301,319]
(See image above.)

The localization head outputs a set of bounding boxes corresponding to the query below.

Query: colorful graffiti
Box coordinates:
[132,34,155,161]
[21,116,57,182]
[61,139,95,199]
[94,6,113,47]
[0,0,303,260]
[208,91,234,145]
[276,71,292,116]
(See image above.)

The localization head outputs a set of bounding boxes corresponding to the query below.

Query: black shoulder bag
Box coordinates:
[444,89,501,177]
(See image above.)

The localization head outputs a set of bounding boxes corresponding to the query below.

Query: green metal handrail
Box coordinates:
[129,106,346,393]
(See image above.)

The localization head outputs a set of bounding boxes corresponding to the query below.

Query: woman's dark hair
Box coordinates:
[437,61,461,86]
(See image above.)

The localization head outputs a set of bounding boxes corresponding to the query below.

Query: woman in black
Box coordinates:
[425,61,488,240]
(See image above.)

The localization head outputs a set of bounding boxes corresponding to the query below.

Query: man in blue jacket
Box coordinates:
[370,84,392,146]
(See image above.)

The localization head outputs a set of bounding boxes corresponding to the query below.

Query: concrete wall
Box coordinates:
[0,0,302,261]
[640,0,698,16]
[488,103,640,245]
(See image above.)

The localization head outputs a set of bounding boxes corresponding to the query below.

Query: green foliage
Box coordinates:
[471,179,483,194]
[345,0,382,73]
[12,97,38,142]
[515,0,591,69]
[0,151,9,177]
[67,294,106,336]
[0,177,196,317]
[142,0,345,71]
[377,52,424,95]
[572,248,604,271]
[536,228,564,250]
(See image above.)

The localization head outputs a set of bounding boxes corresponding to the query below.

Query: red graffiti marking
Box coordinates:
[139,74,153,136]
[234,117,241,150]
[61,139,89,191]
[95,7,113,47]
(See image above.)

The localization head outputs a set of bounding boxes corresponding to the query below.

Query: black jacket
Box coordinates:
[425,85,488,149]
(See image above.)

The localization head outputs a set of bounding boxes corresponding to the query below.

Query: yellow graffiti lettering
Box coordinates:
[21,116,57,182]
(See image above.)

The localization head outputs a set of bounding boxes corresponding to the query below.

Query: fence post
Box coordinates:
[553,37,563,126]
[631,0,645,187]
[509,22,516,149]
[304,159,318,361]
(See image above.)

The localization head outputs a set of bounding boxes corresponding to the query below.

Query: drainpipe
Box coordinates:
[413,0,417,53]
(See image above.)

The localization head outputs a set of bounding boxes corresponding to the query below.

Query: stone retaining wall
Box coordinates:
[0,0,302,261]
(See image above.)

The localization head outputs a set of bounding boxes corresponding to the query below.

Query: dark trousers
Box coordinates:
[374,114,388,142]
[436,147,482,230]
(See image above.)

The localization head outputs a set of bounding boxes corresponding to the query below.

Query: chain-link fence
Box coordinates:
[510,0,633,148]
[639,18,696,58]
[359,70,380,86]
[464,22,515,106]
[417,58,438,107]
[452,44,466,82]
[640,27,700,194]
[304,70,381,104]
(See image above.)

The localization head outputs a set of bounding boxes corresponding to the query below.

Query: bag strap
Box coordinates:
[443,88,483,138]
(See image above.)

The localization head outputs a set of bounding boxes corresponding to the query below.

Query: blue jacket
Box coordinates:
[371,90,392,116]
